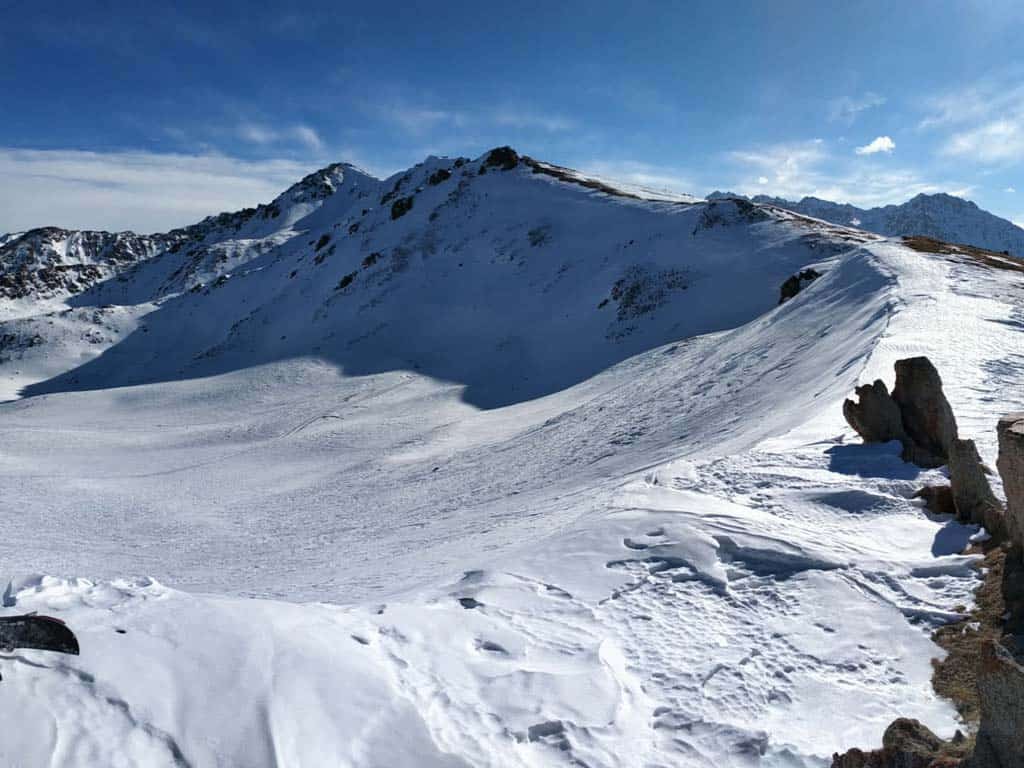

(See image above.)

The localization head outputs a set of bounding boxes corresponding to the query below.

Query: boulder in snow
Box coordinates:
[891,356,958,464]
[842,380,908,447]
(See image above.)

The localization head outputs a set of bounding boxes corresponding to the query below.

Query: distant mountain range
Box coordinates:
[707,191,1024,258]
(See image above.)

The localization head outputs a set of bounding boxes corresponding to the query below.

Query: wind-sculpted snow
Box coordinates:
[1,154,1024,766]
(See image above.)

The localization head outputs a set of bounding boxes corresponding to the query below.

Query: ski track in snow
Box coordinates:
[1,199,1023,764]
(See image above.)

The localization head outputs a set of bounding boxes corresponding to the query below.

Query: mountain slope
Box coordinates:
[710,191,1024,258]
[2,151,1024,767]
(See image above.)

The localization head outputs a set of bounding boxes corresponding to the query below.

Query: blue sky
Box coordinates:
[2,0,1023,232]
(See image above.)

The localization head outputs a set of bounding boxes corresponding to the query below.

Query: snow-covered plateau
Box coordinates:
[1,150,1022,767]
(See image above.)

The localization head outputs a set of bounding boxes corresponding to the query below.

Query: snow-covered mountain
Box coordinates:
[708,191,1024,258]
[2,149,1023,767]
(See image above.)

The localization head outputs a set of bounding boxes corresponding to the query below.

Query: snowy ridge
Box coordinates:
[709,191,1024,259]
[1,151,1023,766]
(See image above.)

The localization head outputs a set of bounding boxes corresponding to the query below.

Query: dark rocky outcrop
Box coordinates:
[427,168,452,185]
[482,146,519,171]
[845,359,1002,529]
[996,413,1024,553]
[831,718,969,767]
[891,357,959,464]
[391,196,414,220]
[843,380,908,446]
[779,268,821,304]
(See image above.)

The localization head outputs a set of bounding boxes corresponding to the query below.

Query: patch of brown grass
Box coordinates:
[902,236,1024,274]
[931,543,1024,726]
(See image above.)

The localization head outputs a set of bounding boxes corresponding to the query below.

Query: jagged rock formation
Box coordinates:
[843,380,909,446]
[949,439,1005,538]
[996,413,1024,554]
[891,357,959,464]
[844,357,1003,532]
[831,718,969,767]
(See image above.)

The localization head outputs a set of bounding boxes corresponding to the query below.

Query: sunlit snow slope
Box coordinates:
[1,151,1023,767]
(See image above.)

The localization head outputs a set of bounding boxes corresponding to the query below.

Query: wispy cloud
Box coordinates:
[238,122,325,152]
[829,92,886,123]
[729,139,828,190]
[727,138,964,207]
[0,148,317,233]
[578,160,693,195]
[375,99,574,136]
[855,135,895,155]
[921,74,1024,165]
[940,120,1024,163]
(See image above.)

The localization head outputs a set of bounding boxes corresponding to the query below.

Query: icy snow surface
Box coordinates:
[1,158,1023,766]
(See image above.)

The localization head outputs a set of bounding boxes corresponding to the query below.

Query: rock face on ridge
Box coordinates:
[842,380,909,447]
[891,357,959,464]
[949,438,1005,538]
[997,413,1024,554]
[843,357,957,468]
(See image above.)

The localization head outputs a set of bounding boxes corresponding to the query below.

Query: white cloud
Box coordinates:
[941,119,1024,163]
[1008,187,1017,193]
[292,125,324,152]
[238,122,325,152]
[729,140,828,189]
[921,75,1024,164]
[0,148,320,233]
[727,138,966,208]
[829,92,886,123]
[855,136,895,155]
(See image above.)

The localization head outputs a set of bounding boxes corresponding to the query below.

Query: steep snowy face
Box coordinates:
[747,192,1024,257]
[0,162,376,311]
[14,149,869,409]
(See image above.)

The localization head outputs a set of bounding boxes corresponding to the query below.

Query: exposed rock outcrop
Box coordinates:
[843,380,908,446]
[967,641,1024,767]
[949,439,1005,537]
[845,358,1003,532]
[831,718,969,767]
[779,267,821,304]
[996,413,1024,553]
[891,357,958,463]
